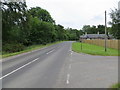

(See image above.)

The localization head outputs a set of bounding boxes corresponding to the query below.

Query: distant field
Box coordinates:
[72,42,119,56]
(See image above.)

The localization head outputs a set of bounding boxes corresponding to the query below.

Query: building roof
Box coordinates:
[80,34,113,39]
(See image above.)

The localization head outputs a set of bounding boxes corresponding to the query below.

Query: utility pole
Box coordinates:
[81,39,82,50]
[118,1,120,10]
[105,11,107,52]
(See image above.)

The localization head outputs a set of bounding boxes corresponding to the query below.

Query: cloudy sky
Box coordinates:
[26,0,119,29]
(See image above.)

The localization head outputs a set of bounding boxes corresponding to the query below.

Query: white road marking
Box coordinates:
[70,59,72,62]
[0,58,39,80]
[66,80,69,84]
[46,49,55,54]
[66,74,70,84]
[69,64,72,69]
[70,47,72,51]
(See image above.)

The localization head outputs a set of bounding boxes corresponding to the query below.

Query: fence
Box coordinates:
[82,39,120,50]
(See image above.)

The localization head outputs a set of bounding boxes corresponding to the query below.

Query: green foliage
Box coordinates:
[65,28,83,40]
[111,83,120,88]
[82,25,106,34]
[2,41,63,58]
[55,24,66,40]
[2,2,27,41]
[109,9,120,39]
[97,25,105,34]
[28,7,55,24]
[3,43,25,53]
[28,17,56,44]
[82,25,92,34]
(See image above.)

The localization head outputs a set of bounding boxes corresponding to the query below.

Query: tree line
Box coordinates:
[2,1,83,53]
[82,25,106,34]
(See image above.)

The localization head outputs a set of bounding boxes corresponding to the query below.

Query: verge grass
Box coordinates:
[2,41,63,58]
[72,42,119,56]
[110,83,120,88]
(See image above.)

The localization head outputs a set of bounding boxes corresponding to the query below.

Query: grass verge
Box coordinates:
[2,41,63,58]
[72,42,119,56]
[110,83,120,88]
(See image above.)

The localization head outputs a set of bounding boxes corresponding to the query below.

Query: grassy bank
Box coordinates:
[72,42,119,56]
[2,41,63,58]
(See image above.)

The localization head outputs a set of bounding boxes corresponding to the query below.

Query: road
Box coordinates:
[1,41,118,88]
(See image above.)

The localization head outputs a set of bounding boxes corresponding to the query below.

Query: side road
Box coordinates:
[64,51,118,88]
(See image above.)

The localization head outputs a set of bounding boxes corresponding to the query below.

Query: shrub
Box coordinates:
[3,43,25,53]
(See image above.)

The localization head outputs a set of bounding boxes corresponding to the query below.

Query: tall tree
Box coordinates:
[109,9,120,39]
[28,7,55,24]
[2,1,28,43]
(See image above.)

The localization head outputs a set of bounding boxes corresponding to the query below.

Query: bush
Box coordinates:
[42,42,47,45]
[3,43,25,53]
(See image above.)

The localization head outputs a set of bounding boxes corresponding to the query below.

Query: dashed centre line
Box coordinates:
[66,46,73,84]
[46,49,55,54]
[66,74,70,84]
[69,64,72,69]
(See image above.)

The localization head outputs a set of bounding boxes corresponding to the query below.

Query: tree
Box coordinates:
[82,25,91,34]
[65,28,82,40]
[55,24,66,40]
[2,1,28,44]
[82,25,97,34]
[28,17,56,44]
[109,9,120,39]
[90,25,97,34]
[28,7,55,24]
[97,25,105,34]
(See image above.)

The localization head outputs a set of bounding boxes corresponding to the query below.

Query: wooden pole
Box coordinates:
[105,11,107,52]
[81,39,82,50]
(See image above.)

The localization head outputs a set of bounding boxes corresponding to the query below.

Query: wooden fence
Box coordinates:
[82,39,120,50]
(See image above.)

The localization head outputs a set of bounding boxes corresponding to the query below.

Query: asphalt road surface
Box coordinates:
[1,41,118,88]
